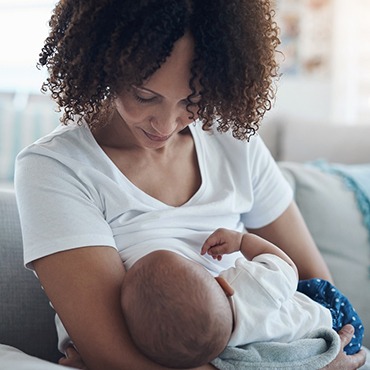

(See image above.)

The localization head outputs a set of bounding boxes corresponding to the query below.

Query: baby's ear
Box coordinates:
[215,276,234,297]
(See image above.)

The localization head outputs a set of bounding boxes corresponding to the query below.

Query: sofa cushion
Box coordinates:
[279,162,370,348]
[0,189,61,362]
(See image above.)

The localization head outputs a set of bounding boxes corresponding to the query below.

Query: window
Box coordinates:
[0,1,57,94]
[273,0,370,125]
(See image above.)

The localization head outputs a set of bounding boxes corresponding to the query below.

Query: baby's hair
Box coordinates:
[121,251,232,368]
[39,0,279,141]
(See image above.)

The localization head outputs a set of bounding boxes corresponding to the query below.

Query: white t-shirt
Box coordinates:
[15,121,293,350]
[16,121,293,274]
[222,254,333,347]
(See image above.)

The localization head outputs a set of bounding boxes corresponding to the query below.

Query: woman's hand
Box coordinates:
[59,346,88,369]
[323,325,366,369]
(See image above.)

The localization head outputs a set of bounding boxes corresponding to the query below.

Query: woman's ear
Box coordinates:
[215,276,234,297]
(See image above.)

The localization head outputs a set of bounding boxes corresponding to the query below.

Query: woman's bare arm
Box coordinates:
[34,246,215,370]
[248,201,333,282]
[34,246,150,370]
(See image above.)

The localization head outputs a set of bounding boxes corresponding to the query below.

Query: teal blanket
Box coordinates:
[313,161,370,276]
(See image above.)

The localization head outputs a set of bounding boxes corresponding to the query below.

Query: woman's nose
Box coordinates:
[150,106,191,135]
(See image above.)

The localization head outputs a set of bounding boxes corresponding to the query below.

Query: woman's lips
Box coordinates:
[143,130,172,142]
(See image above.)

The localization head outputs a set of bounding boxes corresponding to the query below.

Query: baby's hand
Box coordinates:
[201,228,243,260]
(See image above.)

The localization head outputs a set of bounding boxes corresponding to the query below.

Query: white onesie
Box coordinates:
[221,254,332,347]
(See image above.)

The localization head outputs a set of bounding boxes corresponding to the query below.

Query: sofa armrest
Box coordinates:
[0,189,61,362]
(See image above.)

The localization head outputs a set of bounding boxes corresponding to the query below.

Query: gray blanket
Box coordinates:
[212,327,340,370]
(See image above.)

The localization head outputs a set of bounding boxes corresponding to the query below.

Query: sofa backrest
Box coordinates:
[260,117,370,164]
[0,189,61,362]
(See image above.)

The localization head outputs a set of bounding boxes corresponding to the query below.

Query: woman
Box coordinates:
[15,0,366,369]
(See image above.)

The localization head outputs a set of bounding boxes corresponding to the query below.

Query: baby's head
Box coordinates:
[121,250,233,368]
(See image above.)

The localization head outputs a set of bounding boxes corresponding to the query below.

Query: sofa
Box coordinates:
[0,111,369,367]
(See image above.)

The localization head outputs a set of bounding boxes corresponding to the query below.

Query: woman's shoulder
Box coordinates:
[16,122,98,165]
[15,122,109,188]
[21,122,90,152]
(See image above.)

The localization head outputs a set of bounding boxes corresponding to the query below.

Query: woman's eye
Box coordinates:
[187,94,201,105]
[134,94,155,104]
[184,99,200,108]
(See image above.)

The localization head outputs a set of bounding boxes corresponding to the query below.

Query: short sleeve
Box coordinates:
[15,149,116,270]
[241,136,293,228]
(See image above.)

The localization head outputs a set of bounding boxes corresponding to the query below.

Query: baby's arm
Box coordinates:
[201,228,298,278]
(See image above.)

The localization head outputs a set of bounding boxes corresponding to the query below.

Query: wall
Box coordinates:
[270,0,370,126]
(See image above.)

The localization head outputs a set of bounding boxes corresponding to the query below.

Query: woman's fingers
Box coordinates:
[323,325,366,370]
[59,346,88,369]
[339,325,366,368]
[339,325,355,348]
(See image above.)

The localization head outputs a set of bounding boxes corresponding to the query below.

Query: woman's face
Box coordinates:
[114,33,200,150]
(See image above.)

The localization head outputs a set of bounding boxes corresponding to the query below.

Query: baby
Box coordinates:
[121,229,364,368]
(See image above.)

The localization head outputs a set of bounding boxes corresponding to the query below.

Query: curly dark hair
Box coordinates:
[39,0,280,141]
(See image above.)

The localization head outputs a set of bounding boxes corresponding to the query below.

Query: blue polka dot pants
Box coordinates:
[297,278,364,355]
